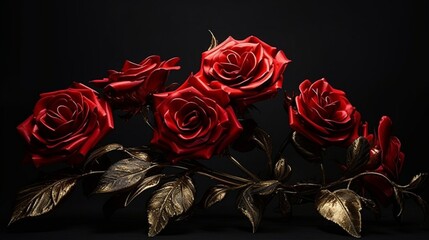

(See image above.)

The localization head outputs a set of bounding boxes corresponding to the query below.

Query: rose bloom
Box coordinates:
[288,78,361,147]
[362,116,405,205]
[17,83,114,167]
[151,75,243,163]
[91,55,180,112]
[184,36,290,108]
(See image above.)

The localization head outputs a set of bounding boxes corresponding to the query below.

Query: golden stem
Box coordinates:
[227,155,260,182]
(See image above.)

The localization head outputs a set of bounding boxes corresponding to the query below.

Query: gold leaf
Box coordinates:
[147,176,195,237]
[207,30,218,50]
[202,184,228,208]
[127,150,151,162]
[316,189,362,238]
[125,174,164,206]
[101,174,164,217]
[94,158,153,193]
[126,146,164,162]
[85,143,124,167]
[237,186,264,233]
[252,180,280,196]
[346,137,370,174]
[274,157,291,181]
[9,176,78,225]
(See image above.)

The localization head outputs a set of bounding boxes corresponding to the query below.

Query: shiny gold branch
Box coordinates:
[227,154,260,182]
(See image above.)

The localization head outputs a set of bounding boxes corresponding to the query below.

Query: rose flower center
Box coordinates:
[215,50,257,84]
[181,110,200,131]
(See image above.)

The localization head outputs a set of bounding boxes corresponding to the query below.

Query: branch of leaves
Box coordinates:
[200,120,286,233]
[201,180,280,233]
[288,134,429,238]
[313,136,429,238]
[360,172,429,222]
[87,143,276,237]
[343,137,429,222]
[6,143,149,226]
[315,172,429,239]
[201,156,292,233]
[93,158,197,237]
[8,173,85,226]
[86,144,199,237]
[7,144,161,231]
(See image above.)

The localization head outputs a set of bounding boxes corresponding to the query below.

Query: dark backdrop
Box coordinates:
[1,0,429,239]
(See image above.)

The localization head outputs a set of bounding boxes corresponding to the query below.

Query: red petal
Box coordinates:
[90,78,110,88]
[378,116,393,154]
[288,105,325,146]
[122,60,146,72]
[298,79,312,93]
[17,115,34,143]
[106,80,144,91]
[382,136,403,179]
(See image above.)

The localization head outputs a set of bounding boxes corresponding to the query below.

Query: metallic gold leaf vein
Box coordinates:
[9,176,78,225]
[316,189,362,238]
[125,174,164,206]
[95,158,153,193]
[147,176,195,237]
[237,186,263,233]
[203,184,228,208]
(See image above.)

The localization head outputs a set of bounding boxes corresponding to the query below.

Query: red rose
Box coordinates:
[91,55,180,112]
[188,36,290,107]
[288,79,361,147]
[362,116,405,204]
[151,75,243,163]
[17,83,114,167]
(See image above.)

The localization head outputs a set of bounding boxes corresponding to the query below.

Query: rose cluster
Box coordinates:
[17,35,404,205]
[287,79,404,204]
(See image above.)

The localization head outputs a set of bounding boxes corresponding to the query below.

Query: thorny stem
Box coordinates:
[280,183,322,196]
[196,171,245,187]
[166,163,251,187]
[227,154,260,181]
[345,171,397,189]
[292,182,323,188]
[162,164,189,171]
[165,154,403,202]
[83,155,400,203]
[179,160,252,183]
[280,171,399,199]
[80,171,105,178]
[207,170,252,184]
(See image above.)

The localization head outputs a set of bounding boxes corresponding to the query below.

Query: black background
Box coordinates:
[1,0,429,239]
